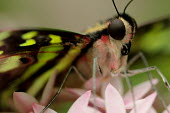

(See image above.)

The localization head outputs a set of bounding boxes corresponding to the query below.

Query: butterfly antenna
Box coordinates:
[123,0,133,14]
[112,0,120,16]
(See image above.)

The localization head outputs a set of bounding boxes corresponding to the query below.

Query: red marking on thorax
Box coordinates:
[83,36,91,45]
[107,21,110,25]
[101,35,109,43]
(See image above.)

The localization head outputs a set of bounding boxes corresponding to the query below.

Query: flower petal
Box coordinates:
[89,96,105,109]
[83,77,102,92]
[13,92,38,113]
[40,70,57,105]
[163,104,170,113]
[67,88,87,96]
[86,106,102,113]
[68,90,91,113]
[124,79,158,104]
[32,103,57,113]
[67,88,105,109]
[105,84,126,113]
[147,107,157,113]
[101,76,123,98]
[125,99,145,109]
[130,92,157,113]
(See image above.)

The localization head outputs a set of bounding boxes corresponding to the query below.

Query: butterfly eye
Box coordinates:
[107,19,125,40]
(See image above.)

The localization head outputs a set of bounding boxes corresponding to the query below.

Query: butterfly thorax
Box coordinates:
[93,35,126,76]
[76,14,137,78]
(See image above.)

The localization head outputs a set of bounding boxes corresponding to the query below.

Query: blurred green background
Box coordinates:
[0,0,170,112]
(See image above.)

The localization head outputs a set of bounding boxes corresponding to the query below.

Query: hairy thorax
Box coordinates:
[76,35,128,79]
[93,35,127,76]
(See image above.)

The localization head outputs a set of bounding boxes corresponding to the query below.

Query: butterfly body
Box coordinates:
[0,12,137,89]
[76,34,125,78]
[76,14,136,78]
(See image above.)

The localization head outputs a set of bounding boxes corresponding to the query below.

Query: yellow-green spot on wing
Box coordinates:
[22,31,38,40]
[19,39,36,46]
[0,56,21,72]
[39,44,64,54]
[27,44,83,96]
[0,32,11,46]
[0,31,11,41]
[0,50,4,55]
[37,45,64,61]
[49,34,62,44]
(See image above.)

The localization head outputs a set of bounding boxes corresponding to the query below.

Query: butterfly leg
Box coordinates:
[126,67,170,113]
[90,57,98,110]
[72,66,89,81]
[123,69,138,113]
[127,52,145,69]
[127,52,170,90]
[126,52,170,113]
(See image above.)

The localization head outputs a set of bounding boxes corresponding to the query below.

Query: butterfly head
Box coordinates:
[107,0,137,42]
[107,13,137,43]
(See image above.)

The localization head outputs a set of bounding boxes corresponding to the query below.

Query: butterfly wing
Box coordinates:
[0,29,91,102]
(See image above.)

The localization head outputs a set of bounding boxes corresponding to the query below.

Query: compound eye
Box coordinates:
[107,19,125,40]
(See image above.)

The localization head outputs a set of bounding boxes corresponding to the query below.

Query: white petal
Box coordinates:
[124,79,158,104]
[101,76,124,98]
[40,70,58,105]
[67,88,86,96]
[163,104,170,113]
[13,92,38,113]
[67,88,105,109]
[147,107,157,113]
[130,92,157,113]
[83,77,102,92]
[86,106,102,113]
[125,99,145,109]
[68,90,91,113]
[105,84,126,113]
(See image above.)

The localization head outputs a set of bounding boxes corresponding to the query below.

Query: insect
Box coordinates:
[0,0,170,112]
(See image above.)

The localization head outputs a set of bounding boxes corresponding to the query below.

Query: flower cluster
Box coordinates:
[13,74,170,113]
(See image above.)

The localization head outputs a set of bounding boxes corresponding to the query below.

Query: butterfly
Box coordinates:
[0,0,170,112]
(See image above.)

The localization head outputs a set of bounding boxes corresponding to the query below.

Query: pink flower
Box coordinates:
[66,76,159,110]
[13,84,157,113]
[13,92,56,113]
[163,105,170,113]
[12,69,168,113]
[13,71,58,113]
[75,84,170,113]
[67,84,157,113]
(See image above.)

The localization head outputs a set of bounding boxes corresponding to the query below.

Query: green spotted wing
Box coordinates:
[0,29,91,109]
